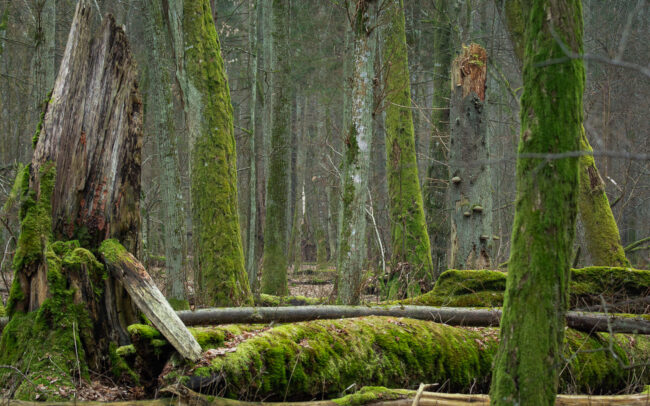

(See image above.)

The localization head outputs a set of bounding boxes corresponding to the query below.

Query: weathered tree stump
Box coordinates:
[0,2,145,400]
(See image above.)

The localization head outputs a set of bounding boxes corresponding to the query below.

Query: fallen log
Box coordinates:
[153,317,649,400]
[99,239,202,362]
[1,306,648,335]
[174,305,650,334]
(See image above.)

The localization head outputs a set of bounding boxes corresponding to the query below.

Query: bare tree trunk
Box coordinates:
[337,0,378,305]
[144,0,187,309]
[448,44,495,270]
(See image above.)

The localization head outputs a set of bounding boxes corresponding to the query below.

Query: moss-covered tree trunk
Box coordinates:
[490,1,584,404]
[382,0,433,297]
[143,0,188,309]
[336,0,378,305]
[500,0,630,269]
[0,3,143,399]
[183,0,252,306]
[260,0,291,296]
[424,0,457,277]
[448,44,495,270]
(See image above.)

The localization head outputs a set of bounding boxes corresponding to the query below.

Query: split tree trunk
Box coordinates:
[448,44,494,270]
[22,2,142,342]
[0,2,143,397]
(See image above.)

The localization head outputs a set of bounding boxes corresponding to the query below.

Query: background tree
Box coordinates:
[261,0,291,296]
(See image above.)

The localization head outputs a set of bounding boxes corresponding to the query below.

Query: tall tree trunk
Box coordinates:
[490,1,584,404]
[246,0,260,292]
[448,44,494,270]
[382,0,433,297]
[0,3,142,396]
[424,0,457,277]
[336,0,378,305]
[144,0,187,309]
[183,0,252,306]
[500,0,629,268]
[261,0,291,296]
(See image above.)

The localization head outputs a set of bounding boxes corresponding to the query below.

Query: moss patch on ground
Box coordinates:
[256,294,325,307]
[400,267,649,311]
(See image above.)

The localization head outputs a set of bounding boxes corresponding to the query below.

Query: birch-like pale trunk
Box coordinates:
[336,0,378,305]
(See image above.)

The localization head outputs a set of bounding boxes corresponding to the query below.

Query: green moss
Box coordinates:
[256,294,325,307]
[382,0,433,298]
[109,342,139,384]
[184,0,252,307]
[31,90,52,149]
[128,323,162,341]
[162,317,497,400]
[401,267,648,311]
[576,131,630,267]
[333,387,411,406]
[2,163,27,214]
[151,317,649,400]
[168,297,190,310]
[0,241,106,400]
[0,303,5,317]
[98,238,130,264]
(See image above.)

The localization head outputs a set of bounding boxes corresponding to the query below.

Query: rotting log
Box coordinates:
[152,317,649,399]
[99,239,202,361]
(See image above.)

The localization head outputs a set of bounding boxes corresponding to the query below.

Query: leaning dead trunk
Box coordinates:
[0,2,143,399]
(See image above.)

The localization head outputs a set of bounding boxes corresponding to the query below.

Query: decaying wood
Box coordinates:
[31,5,142,255]
[175,305,650,334]
[101,246,202,361]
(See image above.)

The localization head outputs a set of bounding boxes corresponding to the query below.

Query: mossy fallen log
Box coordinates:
[140,317,650,400]
[401,267,649,312]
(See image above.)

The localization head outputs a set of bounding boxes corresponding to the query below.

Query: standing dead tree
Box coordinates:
[0,2,199,401]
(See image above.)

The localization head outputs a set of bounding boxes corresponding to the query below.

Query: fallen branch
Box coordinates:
[174,305,649,335]
[2,306,648,335]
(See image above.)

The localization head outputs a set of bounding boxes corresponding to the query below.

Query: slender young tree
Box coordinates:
[246,0,260,291]
[382,0,433,297]
[337,0,378,305]
[424,0,457,276]
[490,1,584,404]
[144,0,187,309]
[500,0,630,268]
[183,0,252,306]
[261,0,291,296]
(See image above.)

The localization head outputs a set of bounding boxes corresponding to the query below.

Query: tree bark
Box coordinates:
[183,0,252,306]
[424,0,456,277]
[382,0,433,297]
[336,0,378,305]
[143,0,187,308]
[261,0,291,296]
[490,1,584,404]
[499,0,630,268]
[448,44,495,270]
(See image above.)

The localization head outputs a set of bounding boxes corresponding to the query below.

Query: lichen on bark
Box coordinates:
[489,1,585,404]
[183,0,252,306]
